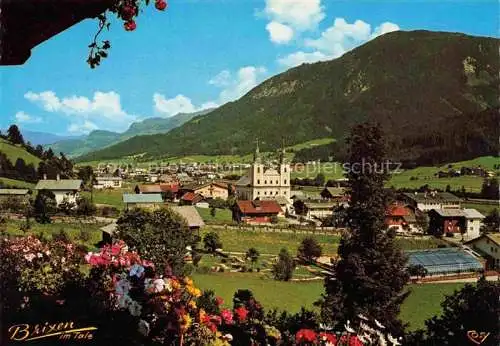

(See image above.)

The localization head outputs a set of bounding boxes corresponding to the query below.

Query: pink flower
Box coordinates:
[221,309,234,325]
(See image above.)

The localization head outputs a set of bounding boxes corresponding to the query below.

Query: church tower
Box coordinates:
[278,138,290,198]
[251,138,263,187]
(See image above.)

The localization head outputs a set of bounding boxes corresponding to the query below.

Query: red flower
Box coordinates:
[121,5,135,20]
[221,309,234,325]
[319,332,337,344]
[155,0,168,11]
[349,335,364,346]
[211,315,222,326]
[124,20,137,31]
[215,296,224,306]
[234,306,248,322]
[296,329,317,343]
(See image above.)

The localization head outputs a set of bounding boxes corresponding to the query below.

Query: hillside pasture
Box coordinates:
[0,139,41,166]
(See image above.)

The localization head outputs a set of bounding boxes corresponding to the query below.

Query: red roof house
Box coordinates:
[235,200,282,223]
[180,192,205,205]
[385,203,417,230]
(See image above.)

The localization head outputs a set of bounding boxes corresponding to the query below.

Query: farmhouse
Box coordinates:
[464,233,500,269]
[35,177,82,206]
[303,201,336,219]
[123,193,163,210]
[235,200,282,224]
[235,142,290,202]
[401,191,461,212]
[385,203,419,233]
[320,187,346,200]
[170,206,205,231]
[428,208,484,240]
[182,182,232,200]
[0,188,30,199]
[180,192,205,206]
[94,176,122,189]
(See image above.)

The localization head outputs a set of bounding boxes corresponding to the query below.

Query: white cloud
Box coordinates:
[68,120,99,135]
[154,66,267,116]
[279,18,399,68]
[24,90,137,132]
[218,66,267,103]
[371,22,400,39]
[153,94,198,117]
[208,70,231,87]
[266,21,294,44]
[15,111,42,123]
[277,51,331,68]
[264,0,325,31]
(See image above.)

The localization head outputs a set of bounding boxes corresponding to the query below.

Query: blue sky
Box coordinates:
[1,0,498,136]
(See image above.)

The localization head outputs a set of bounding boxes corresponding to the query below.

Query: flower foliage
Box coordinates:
[87,0,168,68]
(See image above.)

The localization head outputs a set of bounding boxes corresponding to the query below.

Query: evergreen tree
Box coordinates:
[7,125,24,145]
[297,237,322,262]
[319,123,409,335]
[33,189,57,224]
[34,144,44,158]
[272,248,295,281]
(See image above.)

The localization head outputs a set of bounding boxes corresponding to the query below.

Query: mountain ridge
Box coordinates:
[76,30,499,164]
[48,108,215,157]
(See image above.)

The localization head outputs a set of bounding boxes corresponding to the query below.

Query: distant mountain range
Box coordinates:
[0,129,82,146]
[47,109,214,157]
[76,30,499,165]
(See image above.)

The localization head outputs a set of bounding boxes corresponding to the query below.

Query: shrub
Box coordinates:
[203,231,222,253]
[272,248,295,281]
[195,266,211,275]
[53,229,71,243]
[297,237,322,262]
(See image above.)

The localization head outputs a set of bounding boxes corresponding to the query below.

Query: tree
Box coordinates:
[76,196,96,217]
[115,207,199,276]
[314,173,326,187]
[33,189,56,223]
[272,248,294,281]
[210,207,217,218]
[481,208,499,233]
[407,264,428,281]
[246,248,260,268]
[481,177,500,200]
[293,200,307,216]
[7,124,24,145]
[410,278,499,345]
[203,232,222,253]
[58,197,75,216]
[77,165,95,187]
[319,123,410,336]
[415,210,430,233]
[297,237,322,262]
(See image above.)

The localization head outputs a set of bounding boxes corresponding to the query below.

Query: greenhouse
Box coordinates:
[406,248,484,276]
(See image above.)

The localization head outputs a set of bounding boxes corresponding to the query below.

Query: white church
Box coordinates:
[235,141,291,202]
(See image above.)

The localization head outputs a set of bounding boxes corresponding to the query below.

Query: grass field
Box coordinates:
[200,228,442,256]
[196,207,233,223]
[0,177,36,189]
[0,139,41,166]
[82,188,128,209]
[5,219,104,251]
[192,272,464,331]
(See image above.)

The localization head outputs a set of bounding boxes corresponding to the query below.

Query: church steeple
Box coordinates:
[253,138,261,163]
[279,137,286,163]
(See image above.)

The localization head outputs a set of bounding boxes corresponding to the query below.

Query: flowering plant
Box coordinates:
[87,0,168,68]
[294,316,403,346]
[85,240,232,345]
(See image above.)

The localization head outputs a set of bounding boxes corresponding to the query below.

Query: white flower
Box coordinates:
[129,264,145,278]
[24,253,36,262]
[37,252,43,258]
[129,301,142,316]
[223,334,233,341]
[319,323,334,331]
[363,333,373,344]
[387,333,401,346]
[378,333,387,346]
[374,319,385,329]
[360,322,375,334]
[138,319,150,336]
[358,335,367,344]
[357,313,369,321]
[153,279,165,293]
[344,320,356,333]
[45,250,51,256]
